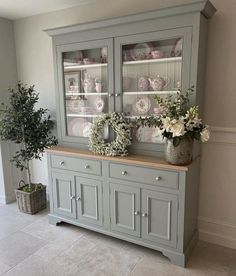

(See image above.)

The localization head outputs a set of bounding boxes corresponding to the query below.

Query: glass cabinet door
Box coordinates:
[115,28,191,146]
[57,39,113,143]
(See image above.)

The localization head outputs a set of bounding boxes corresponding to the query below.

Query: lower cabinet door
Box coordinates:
[141,189,178,248]
[110,183,140,237]
[75,177,103,226]
[52,172,76,219]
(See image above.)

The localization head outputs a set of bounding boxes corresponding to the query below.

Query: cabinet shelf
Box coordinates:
[67,114,99,118]
[123,57,182,66]
[125,115,158,119]
[66,92,107,96]
[64,63,107,71]
[123,91,178,95]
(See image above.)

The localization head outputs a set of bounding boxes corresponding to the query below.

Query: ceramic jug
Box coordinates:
[148,76,169,91]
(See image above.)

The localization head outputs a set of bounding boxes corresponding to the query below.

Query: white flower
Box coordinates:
[161,117,171,131]
[170,122,186,137]
[200,127,210,142]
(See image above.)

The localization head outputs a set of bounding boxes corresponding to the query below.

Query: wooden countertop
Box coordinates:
[47,146,198,172]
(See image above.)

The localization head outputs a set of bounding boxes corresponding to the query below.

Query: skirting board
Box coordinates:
[198,216,236,249]
[0,193,16,204]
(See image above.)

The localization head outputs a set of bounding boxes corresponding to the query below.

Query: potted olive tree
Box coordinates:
[0,82,58,214]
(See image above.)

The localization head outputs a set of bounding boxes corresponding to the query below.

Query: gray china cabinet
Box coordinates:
[46,0,216,267]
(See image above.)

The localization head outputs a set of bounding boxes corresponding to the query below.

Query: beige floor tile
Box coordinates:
[0,231,46,267]
[69,240,144,276]
[191,241,232,268]
[3,254,51,276]
[0,261,10,275]
[22,219,83,242]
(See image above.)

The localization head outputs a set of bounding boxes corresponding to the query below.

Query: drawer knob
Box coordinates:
[84,164,90,169]
[70,196,75,200]
[121,171,127,176]
[108,93,114,97]
[59,161,65,166]
[134,211,140,216]
[115,93,120,97]
[76,197,81,201]
[155,176,161,181]
[142,213,148,217]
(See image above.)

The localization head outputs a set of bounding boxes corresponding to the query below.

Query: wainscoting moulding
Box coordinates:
[198,125,236,249]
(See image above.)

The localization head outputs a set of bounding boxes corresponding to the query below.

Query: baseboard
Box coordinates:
[198,216,236,249]
[0,193,16,204]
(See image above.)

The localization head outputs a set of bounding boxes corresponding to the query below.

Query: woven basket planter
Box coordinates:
[15,185,46,214]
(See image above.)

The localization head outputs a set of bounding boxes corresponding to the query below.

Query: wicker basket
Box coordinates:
[15,184,46,215]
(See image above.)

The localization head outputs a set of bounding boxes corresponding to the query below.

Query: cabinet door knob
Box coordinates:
[115,93,120,97]
[70,196,75,200]
[142,213,148,217]
[108,93,114,97]
[134,211,140,216]
[122,171,127,175]
[76,197,81,201]
[59,161,65,166]
[84,164,90,169]
[155,176,161,181]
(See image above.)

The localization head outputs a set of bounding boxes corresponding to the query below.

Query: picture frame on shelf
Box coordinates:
[64,71,81,95]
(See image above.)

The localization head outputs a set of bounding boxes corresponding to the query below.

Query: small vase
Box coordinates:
[165,138,193,165]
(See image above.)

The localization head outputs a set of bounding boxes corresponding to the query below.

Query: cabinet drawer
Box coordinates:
[51,155,101,176]
[109,163,178,189]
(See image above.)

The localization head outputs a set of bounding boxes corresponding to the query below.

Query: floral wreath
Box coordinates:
[88,112,132,156]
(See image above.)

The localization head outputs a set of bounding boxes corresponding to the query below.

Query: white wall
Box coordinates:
[12,0,236,249]
[0,18,18,203]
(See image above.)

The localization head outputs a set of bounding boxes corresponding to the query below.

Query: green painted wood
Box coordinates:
[114,27,192,155]
[51,154,102,176]
[45,1,215,36]
[141,189,178,248]
[75,176,103,226]
[55,38,114,146]
[109,162,179,190]
[51,172,76,219]
[45,1,215,265]
[110,182,141,237]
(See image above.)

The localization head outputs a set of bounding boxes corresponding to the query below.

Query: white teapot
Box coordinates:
[83,75,95,93]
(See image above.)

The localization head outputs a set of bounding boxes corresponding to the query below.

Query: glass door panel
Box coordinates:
[115,29,191,146]
[58,39,113,142]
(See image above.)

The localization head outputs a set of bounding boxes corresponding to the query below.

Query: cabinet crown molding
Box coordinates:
[44,0,216,37]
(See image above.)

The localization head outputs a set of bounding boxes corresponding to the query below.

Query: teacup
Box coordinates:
[83,76,95,93]
[83,58,95,64]
[151,50,164,59]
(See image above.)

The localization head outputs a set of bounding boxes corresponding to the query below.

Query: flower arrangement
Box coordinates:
[137,88,210,147]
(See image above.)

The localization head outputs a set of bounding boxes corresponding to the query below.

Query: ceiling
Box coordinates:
[0,0,96,20]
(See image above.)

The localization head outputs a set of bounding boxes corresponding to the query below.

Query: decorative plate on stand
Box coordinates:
[130,42,153,60]
[67,118,91,137]
[133,96,151,115]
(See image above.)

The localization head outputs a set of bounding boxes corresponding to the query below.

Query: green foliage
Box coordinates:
[0,82,58,186]
[19,183,44,193]
[135,87,210,147]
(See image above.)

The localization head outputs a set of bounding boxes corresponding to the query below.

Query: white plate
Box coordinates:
[67,118,91,137]
[130,42,153,60]
[133,96,151,115]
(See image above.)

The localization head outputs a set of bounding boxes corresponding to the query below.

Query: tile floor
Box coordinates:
[0,202,235,276]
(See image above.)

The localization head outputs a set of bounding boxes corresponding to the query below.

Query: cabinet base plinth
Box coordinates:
[48,214,62,226]
[47,213,198,268]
